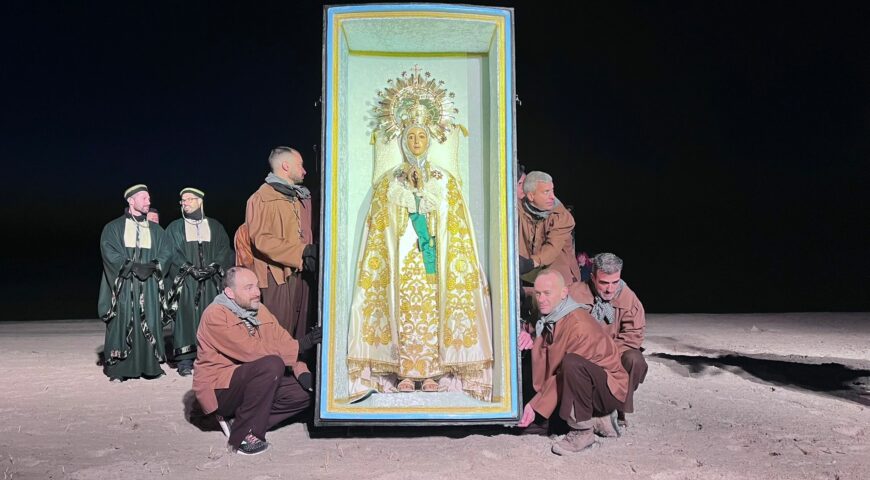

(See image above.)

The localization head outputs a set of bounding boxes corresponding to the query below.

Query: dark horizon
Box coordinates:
[3,1,868,320]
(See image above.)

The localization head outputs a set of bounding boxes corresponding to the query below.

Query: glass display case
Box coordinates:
[317,3,520,425]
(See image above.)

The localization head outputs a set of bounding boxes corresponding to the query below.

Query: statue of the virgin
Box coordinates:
[346,67,494,402]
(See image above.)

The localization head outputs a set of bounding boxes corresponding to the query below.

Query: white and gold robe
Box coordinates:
[347,165,493,401]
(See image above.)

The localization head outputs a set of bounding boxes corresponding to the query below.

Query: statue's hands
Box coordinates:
[518,403,536,428]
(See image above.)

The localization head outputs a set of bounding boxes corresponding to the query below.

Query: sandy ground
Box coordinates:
[1,313,868,480]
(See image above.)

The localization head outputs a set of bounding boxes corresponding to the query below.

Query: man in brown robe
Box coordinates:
[517,171,581,288]
[571,252,647,428]
[193,267,321,455]
[518,269,628,455]
[244,146,317,341]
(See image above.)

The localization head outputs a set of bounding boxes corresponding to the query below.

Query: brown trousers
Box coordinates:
[261,270,312,340]
[620,348,648,413]
[558,353,624,427]
[215,355,311,448]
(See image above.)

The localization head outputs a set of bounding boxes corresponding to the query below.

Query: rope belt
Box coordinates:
[164,262,224,357]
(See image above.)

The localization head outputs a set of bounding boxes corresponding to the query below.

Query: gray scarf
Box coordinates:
[212,292,261,327]
[522,197,563,221]
[588,280,625,325]
[266,173,310,199]
[535,296,584,338]
[182,207,204,221]
[522,198,550,220]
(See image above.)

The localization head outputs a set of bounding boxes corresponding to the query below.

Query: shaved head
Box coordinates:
[533,268,568,315]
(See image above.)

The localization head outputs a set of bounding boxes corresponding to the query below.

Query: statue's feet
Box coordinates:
[421,378,439,392]
[397,378,415,392]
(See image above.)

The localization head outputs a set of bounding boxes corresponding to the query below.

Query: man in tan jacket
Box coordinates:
[193,267,321,455]
[572,252,647,428]
[517,171,581,288]
[518,269,627,455]
[245,146,317,340]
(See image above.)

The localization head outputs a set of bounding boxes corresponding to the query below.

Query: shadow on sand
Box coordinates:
[180,388,519,439]
[650,351,870,406]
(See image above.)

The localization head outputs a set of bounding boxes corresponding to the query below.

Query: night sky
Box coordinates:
[3,1,868,320]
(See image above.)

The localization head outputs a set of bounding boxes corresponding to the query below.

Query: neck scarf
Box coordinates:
[125,207,147,223]
[182,207,204,221]
[535,296,583,338]
[588,280,625,325]
[522,198,551,220]
[212,292,261,329]
[266,173,310,199]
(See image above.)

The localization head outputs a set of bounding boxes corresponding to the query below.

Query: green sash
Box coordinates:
[409,196,436,274]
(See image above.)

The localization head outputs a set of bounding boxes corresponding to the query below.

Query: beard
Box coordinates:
[238,298,260,311]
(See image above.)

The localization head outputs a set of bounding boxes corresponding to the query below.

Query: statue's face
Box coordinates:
[405,126,429,157]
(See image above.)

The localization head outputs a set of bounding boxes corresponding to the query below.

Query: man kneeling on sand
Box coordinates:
[517,269,628,454]
[192,267,321,455]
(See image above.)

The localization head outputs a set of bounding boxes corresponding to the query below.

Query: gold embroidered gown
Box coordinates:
[346,163,493,401]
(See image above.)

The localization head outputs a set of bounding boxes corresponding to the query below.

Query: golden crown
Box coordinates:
[373,65,458,143]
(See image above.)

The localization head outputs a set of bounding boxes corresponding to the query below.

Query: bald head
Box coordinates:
[533,268,568,315]
[535,268,566,289]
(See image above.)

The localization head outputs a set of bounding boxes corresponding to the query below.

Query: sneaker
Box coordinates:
[178,367,192,377]
[109,377,124,383]
[551,428,597,455]
[592,411,621,438]
[236,434,269,456]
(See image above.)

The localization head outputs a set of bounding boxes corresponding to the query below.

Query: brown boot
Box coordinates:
[592,411,621,438]
[551,422,597,455]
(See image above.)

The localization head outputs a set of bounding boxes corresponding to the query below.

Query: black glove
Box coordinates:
[518,256,535,275]
[298,326,322,354]
[131,262,157,281]
[302,243,318,272]
[297,372,313,392]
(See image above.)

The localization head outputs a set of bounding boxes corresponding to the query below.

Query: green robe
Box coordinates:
[164,217,234,361]
[98,215,172,380]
